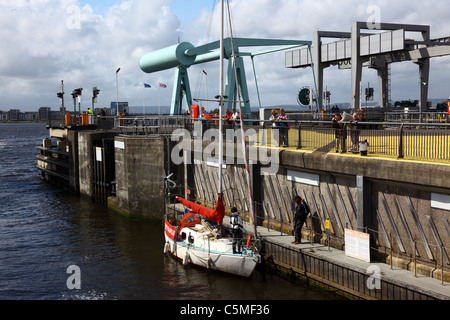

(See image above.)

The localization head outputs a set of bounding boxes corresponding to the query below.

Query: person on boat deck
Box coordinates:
[230,207,244,254]
[224,109,233,128]
[231,108,240,128]
[292,196,310,244]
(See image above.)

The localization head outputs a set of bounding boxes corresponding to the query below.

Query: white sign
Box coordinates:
[96,147,102,162]
[344,229,370,262]
[431,193,450,211]
[205,157,227,168]
[114,140,125,150]
[286,170,319,186]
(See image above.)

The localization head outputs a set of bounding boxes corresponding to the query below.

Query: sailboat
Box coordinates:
[163,0,261,277]
[163,184,260,277]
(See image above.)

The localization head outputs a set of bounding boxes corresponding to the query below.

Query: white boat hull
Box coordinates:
[164,224,259,277]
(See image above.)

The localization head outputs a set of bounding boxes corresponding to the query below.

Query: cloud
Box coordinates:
[0,0,180,110]
[0,0,449,112]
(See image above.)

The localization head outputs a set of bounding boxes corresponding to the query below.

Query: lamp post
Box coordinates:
[71,90,77,125]
[116,68,121,116]
[71,88,82,125]
[57,80,65,124]
[203,70,208,111]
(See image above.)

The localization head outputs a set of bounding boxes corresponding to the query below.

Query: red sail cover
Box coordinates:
[177,195,225,225]
[164,219,177,240]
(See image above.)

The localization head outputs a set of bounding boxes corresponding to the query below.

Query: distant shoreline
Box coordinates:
[0,120,48,124]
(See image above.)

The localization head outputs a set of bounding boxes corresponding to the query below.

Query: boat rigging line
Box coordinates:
[225,0,258,239]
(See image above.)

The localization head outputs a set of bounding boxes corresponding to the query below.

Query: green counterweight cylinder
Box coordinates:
[139,42,196,74]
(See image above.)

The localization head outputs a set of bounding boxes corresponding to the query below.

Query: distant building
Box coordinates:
[21,112,38,121]
[38,107,63,121]
[0,107,62,122]
[7,109,20,121]
[38,107,51,120]
[110,102,129,115]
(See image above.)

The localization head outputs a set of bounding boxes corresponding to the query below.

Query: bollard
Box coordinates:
[65,112,71,126]
[81,112,88,125]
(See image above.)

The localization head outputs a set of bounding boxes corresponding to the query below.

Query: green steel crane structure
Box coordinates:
[139,38,312,117]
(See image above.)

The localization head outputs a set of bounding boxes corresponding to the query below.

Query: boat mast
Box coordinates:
[218,0,224,197]
[224,1,258,239]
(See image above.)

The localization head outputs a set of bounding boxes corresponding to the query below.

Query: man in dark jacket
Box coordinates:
[292,196,310,244]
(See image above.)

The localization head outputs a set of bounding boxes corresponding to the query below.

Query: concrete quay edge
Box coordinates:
[232,216,450,300]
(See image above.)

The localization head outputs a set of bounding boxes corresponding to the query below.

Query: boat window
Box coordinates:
[180,232,186,240]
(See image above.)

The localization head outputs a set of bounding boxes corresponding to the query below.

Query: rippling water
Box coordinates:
[0,123,342,301]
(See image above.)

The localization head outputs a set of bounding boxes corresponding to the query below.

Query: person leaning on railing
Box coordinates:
[277,108,289,147]
[269,109,280,146]
[347,113,361,153]
[332,113,346,153]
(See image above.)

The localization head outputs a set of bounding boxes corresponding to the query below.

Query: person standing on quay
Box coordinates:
[348,112,361,153]
[332,113,346,153]
[269,108,279,146]
[87,107,94,124]
[277,108,289,147]
[292,196,310,244]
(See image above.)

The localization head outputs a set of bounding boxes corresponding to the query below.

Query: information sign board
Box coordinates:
[344,229,370,262]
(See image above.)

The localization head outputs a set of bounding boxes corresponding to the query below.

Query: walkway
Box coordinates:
[227,215,450,300]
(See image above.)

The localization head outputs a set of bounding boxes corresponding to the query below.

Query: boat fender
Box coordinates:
[188,232,194,244]
[246,234,252,249]
[183,251,189,266]
[163,242,170,254]
[172,242,177,254]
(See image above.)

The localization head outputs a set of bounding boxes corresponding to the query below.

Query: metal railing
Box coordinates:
[385,111,450,123]
[113,116,450,163]
[181,190,449,284]
[258,119,450,163]
[115,115,187,136]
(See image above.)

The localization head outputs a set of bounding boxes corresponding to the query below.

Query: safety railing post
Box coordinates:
[390,233,393,269]
[297,122,302,149]
[414,238,418,278]
[398,123,404,159]
[327,227,330,251]
[261,121,266,146]
[441,245,444,286]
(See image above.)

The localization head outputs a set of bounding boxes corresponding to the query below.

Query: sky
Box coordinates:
[1,0,450,112]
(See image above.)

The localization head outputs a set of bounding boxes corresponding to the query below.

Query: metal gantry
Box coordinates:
[286,21,450,113]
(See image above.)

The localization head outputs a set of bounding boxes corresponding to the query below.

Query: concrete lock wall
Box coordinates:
[110,136,167,220]
[77,131,117,197]
[51,126,448,296]
[189,146,449,281]
[92,131,448,281]
[56,127,118,195]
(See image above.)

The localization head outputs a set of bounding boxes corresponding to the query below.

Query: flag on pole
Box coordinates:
[144,83,151,88]
[159,83,167,88]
